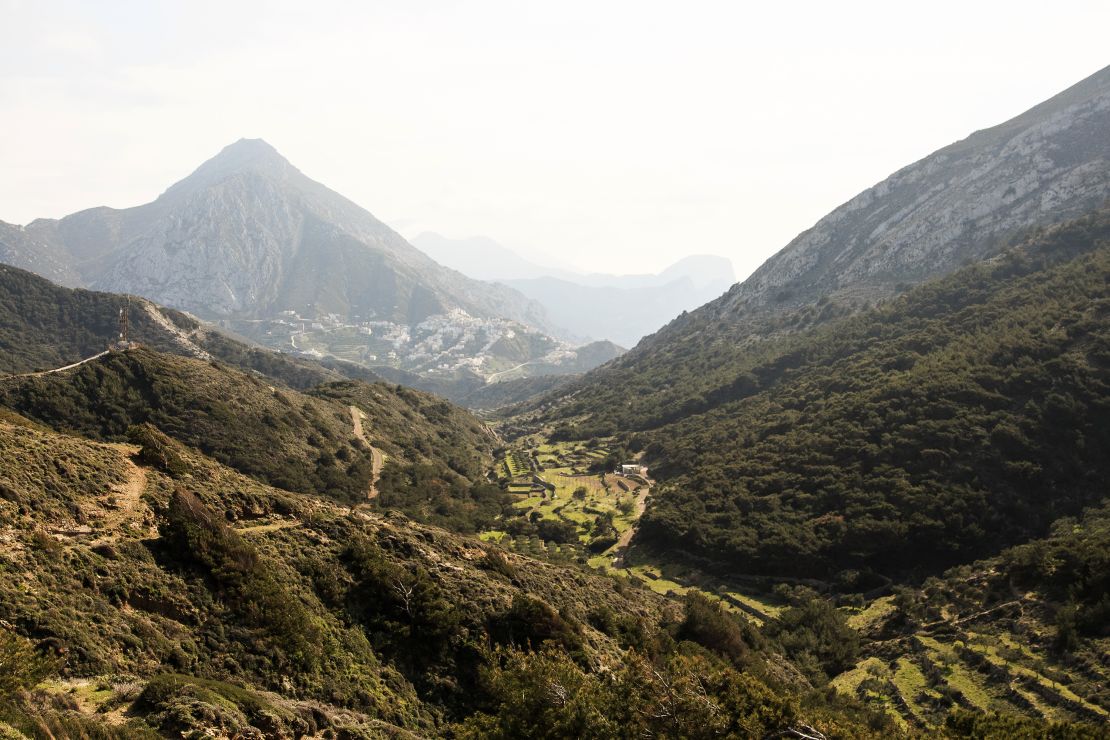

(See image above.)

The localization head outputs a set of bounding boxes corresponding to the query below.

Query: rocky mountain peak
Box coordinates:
[160,138,299,201]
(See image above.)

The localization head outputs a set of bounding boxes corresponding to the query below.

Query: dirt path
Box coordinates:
[612,485,651,568]
[350,405,384,500]
[486,361,536,382]
[0,350,111,381]
[90,445,150,546]
[236,519,303,535]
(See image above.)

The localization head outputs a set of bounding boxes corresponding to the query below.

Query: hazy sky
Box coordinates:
[1,1,1108,279]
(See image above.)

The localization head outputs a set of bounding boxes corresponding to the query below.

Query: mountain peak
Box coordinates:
[198,137,291,175]
[161,138,297,200]
[214,137,283,162]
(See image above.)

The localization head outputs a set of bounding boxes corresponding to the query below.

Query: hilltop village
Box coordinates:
[221,307,581,378]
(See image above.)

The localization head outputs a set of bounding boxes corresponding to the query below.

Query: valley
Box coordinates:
[472,420,1110,732]
[1,41,1109,739]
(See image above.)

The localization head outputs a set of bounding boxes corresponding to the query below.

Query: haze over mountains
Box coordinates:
[413,232,736,346]
[0,139,624,385]
[530,63,1110,428]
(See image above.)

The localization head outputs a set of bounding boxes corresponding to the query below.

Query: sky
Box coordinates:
[1,1,1108,280]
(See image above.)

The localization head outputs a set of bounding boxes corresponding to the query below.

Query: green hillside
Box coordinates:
[2,236,1107,736]
[0,347,495,507]
[0,413,903,738]
[0,261,376,390]
[633,211,1110,581]
[0,263,187,373]
[832,501,1110,728]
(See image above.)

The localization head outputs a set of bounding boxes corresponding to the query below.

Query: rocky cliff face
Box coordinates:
[0,220,81,288]
[718,64,1110,320]
[3,139,554,332]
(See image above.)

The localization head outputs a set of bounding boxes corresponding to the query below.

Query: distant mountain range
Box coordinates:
[412,232,735,346]
[0,139,622,383]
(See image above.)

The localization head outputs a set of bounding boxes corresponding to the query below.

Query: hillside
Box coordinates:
[0,222,81,288]
[0,410,915,739]
[524,64,1110,430]
[0,262,377,389]
[831,500,1110,728]
[0,347,496,511]
[629,210,1110,582]
[0,264,1105,739]
[0,261,587,415]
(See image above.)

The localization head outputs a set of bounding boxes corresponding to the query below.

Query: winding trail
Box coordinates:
[349,405,384,500]
[1,350,110,380]
[612,485,651,568]
[486,361,536,382]
[91,445,150,546]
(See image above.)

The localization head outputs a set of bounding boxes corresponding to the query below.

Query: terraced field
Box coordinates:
[485,427,1110,734]
[504,467,636,561]
[502,449,533,479]
[486,438,793,627]
[487,440,636,564]
[832,615,1110,727]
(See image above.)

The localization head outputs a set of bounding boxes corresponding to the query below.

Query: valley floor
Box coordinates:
[482,429,1110,733]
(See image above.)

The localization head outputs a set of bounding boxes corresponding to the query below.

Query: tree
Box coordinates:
[764,595,860,681]
[0,628,54,699]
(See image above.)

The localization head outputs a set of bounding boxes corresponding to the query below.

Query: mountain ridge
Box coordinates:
[2,140,644,386]
[524,63,1110,427]
[719,63,1110,320]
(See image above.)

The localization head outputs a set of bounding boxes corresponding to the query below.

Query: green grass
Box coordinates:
[718,589,783,622]
[830,656,889,694]
[502,449,534,479]
[915,636,992,711]
[892,657,939,724]
[962,634,1108,718]
[847,596,896,630]
[628,565,693,598]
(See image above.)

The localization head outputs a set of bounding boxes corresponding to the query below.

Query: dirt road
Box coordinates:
[612,485,651,568]
[486,361,536,382]
[349,405,384,500]
[1,350,111,381]
[90,445,150,546]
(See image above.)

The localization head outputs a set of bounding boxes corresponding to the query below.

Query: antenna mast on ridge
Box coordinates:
[114,297,131,350]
